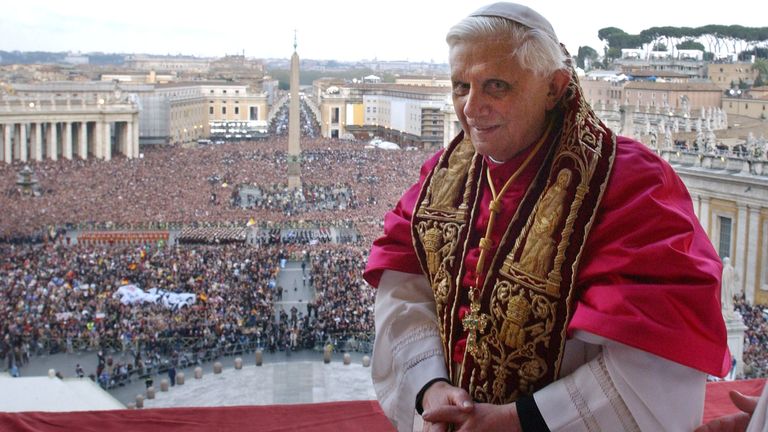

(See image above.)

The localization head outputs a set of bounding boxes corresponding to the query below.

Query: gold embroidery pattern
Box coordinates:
[467,277,557,404]
[423,139,475,212]
[416,220,460,306]
[518,168,572,282]
[413,137,479,360]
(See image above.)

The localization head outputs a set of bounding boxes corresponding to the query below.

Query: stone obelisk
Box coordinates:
[287,32,302,190]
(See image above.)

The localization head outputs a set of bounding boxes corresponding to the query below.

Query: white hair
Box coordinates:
[446,16,569,77]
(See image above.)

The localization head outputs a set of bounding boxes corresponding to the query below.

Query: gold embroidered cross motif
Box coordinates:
[462,295,488,358]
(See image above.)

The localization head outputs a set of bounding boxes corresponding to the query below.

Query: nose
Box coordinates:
[462,87,487,119]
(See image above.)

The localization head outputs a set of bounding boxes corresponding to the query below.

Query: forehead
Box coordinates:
[449,39,523,78]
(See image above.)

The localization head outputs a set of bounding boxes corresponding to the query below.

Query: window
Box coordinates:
[223,90,227,94]
[222,107,227,115]
[234,107,239,115]
[718,216,732,259]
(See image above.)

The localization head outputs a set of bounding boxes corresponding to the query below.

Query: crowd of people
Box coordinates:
[1,135,767,386]
[0,240,373,382]
[235,182,359,215]
[736,296,768,379]
[0,137,428,245]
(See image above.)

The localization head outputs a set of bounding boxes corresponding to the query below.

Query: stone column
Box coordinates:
[32,122,43,161]
[118,122,126,157]
[64,122,73,160]
[725,313,748,379]
[13,124,21,161]
[691,194,700,219]
[125,120,133,158]
[132,118,140,158]
[79,122,88,159]
[48,122,58,161]
[3,124,11,162]
[19,123,28,162]
[93,122,102,159]
[735,204,748,296]
[698,196,710,236]
[744,206,760,304]
[0,124,5,163]
[103,121,111,161]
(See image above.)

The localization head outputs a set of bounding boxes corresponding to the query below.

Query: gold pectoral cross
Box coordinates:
[462,290,488,358]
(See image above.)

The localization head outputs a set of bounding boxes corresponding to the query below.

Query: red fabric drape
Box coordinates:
[0,401,395,432]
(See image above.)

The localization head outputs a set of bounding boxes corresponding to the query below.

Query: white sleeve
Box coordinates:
[371,270,448,432]
[747,381,768,432]
[534,331,707,432]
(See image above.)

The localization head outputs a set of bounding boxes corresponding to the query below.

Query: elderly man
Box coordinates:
[365,2,730,431]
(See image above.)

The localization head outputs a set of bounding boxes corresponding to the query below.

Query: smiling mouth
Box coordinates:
[472,125,498,133]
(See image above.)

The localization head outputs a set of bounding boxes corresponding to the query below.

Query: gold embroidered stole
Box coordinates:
[411,76,617,404]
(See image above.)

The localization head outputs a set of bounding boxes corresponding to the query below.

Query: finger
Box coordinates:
[694,413,751,432]
[446,388,474,412]
[423,421,448,432]
[423,405,468,424]
[729,390,759,414]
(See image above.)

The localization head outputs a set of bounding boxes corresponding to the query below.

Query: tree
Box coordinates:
[752,58,768,86]
[677,40,705,51]
[576,46,599,70]
[598,27,652,60]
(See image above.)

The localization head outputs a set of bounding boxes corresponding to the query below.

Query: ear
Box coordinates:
[545,69,570,110]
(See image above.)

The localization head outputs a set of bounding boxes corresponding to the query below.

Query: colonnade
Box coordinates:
[0,119,139,163]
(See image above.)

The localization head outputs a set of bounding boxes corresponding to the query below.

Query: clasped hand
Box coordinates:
[420,381,522,432]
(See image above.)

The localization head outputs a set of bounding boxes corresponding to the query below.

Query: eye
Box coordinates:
[485,80,510,95]
[452,82,469,97]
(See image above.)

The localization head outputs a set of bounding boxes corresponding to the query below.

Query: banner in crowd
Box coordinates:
[113,284,196,309]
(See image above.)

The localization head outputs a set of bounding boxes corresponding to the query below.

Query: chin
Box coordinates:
[469,141,496,158]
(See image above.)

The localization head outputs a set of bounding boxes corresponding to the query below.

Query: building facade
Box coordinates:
[5,81,268,148]
[665,150,768,305]
[707,63,759,90]
[723,96,768,120]
[124,55,211,73]
[581,79,723,113]
[0,95,139,162]
[315,82,450,148]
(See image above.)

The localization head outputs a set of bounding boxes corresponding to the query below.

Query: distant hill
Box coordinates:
[0,51,126,65]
